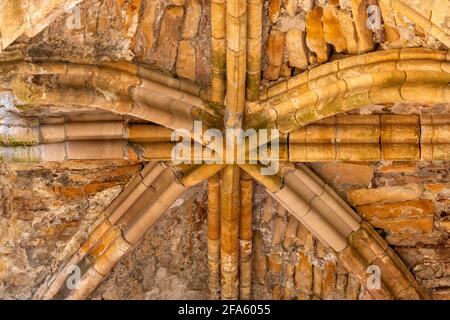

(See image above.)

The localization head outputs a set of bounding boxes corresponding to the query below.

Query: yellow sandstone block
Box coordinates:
[323,5,347,53]
[350,0,375,53]
[337,9,358,54]
[337,144,381,161]
[382,144,420,161]
[306,7,329,63]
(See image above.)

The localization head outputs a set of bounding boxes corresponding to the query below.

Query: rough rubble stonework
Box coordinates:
[308,159,450,300]
[0,161,141,299]
[0,0,449,300]
[91,184,209,300]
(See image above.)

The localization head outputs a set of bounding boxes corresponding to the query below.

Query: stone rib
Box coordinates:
[225,0,247,127]
[391,0,450,48]
[250,49,450,132]
[34,162,163,299]
[220,165,240,299]
[246,0,262,102]
[211,0,227,104]
[239,172,253,299]
[244,163,430,300]
[36,162,220,300]
[288,114,450,161]
[207,174,221,299]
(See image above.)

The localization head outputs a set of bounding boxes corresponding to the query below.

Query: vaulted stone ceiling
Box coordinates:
[0,0,449,300]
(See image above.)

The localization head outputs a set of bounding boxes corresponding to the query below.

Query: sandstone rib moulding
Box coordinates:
[272,163,361,252]
[207,174,221,300]
[246,0,263,102]
[0,121,128,146]
[239,172,253,299]
[0,121,173,162]
[34,162,175,299]
[288,114,450,161]
[0,60,220,137]
[250,48,450,133]
[0,141,133,162]
[239,163,430,299]
[34,161,220,300]
[179,164,226,188]
[2,115,450,163]
[211,0,227,104]
[225,0,247,127]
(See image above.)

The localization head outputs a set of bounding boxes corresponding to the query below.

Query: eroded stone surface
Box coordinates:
[176,40,197,81]
[92,186,209,300]
[0,161,141,299]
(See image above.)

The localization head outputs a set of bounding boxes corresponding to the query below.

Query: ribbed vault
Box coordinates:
[0,0,449,300]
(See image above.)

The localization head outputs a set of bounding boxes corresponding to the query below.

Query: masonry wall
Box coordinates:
[21,0,212,87]
[0,160,140,299]
[312,158,450,300]
[91,183,364,300]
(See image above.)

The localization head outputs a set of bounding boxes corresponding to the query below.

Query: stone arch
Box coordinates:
[0,60,216,134]
[239,163,430,299]
[248,48,450,133]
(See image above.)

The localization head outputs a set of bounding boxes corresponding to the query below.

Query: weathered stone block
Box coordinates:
[379,162,417,174]
[176,40,197,81]
[155,6,185,71]
[285,28,308,70]
[182,0,202,39]
[263,29,285,80]
[310,162,374,186]
[283,0,297,17]
[347,185,423,205]
[306,7,329,63]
